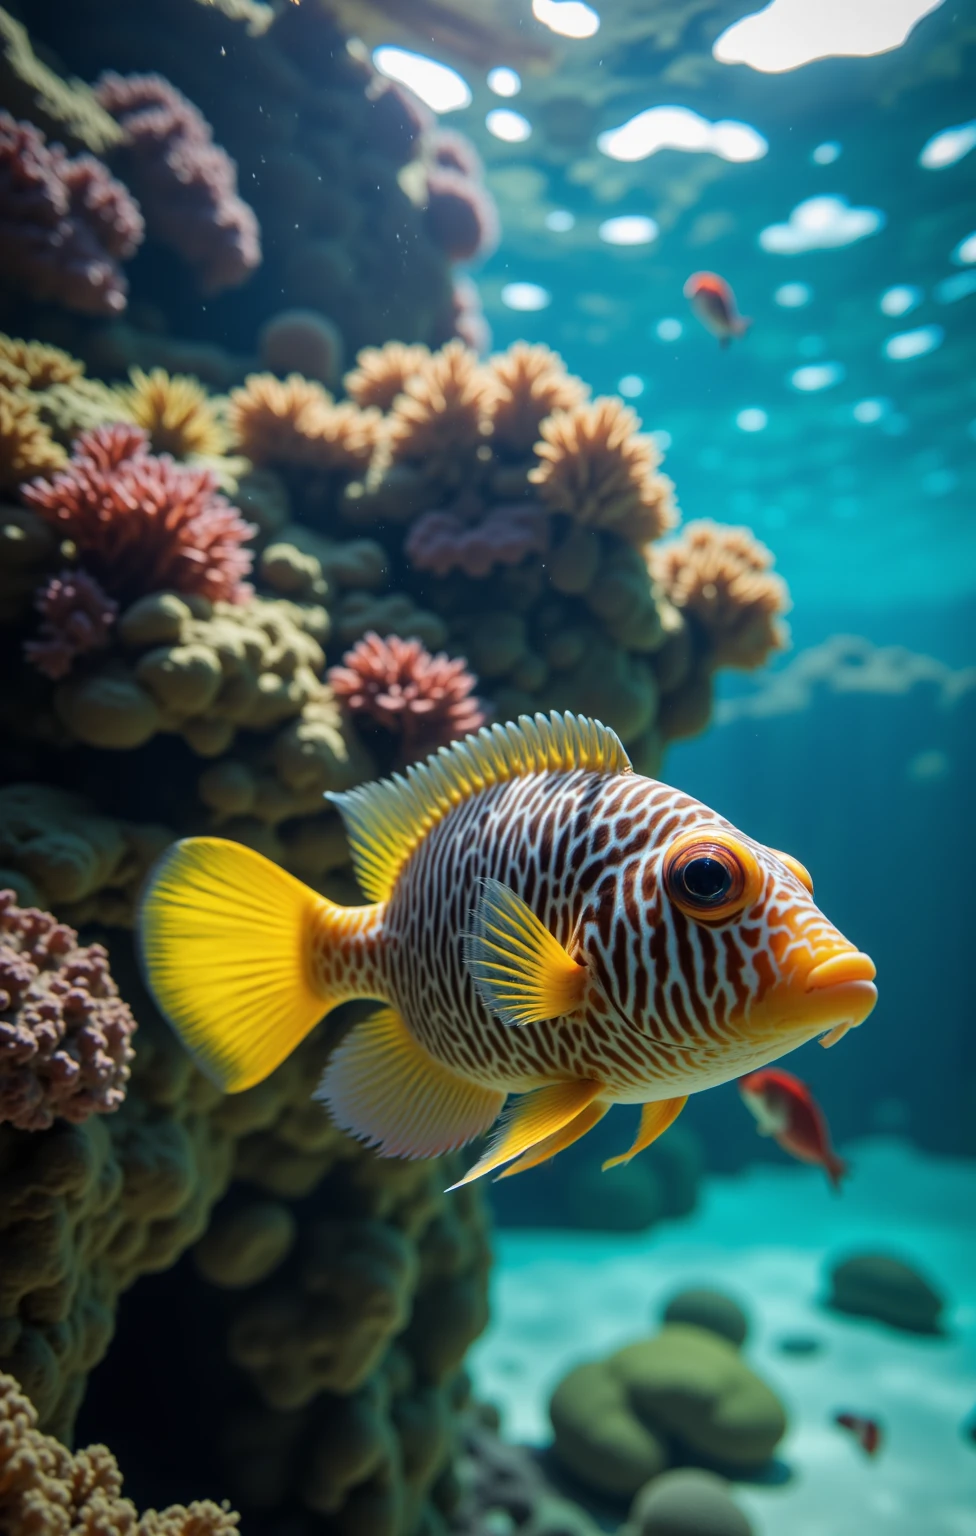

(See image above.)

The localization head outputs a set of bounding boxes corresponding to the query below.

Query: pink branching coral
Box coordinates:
[0,110,143,314]
[0,889,137,1132]
[95,71,261,294]
[21,424,255,605]
[24,569,118,680]
[328,631,487,761]
[406,501,548,578]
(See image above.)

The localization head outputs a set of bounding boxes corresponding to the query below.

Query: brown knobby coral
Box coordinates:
[651,519,791,670]
[0,1369,239,1533]
[328,630,486,762]
[530,397,677,547]
[0,888,136,1132]
[488,342,589,455]
[21,423,255,605]
[228,371,379,473]
[386,339,495,480]
[24,568,118,679]
[0,386,67,489]
[121,366,228,458]
[343,342,430,412]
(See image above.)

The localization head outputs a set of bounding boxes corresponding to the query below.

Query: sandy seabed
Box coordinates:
[468,1138,976,1536]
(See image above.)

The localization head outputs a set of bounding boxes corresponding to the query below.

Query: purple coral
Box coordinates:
[423,164,499,263]
[24,569,118,680]
[95,71,261,294]
[0,889,137,1132]
[22,423,255,605]
[406,501,549,579]
[0,111,143,314]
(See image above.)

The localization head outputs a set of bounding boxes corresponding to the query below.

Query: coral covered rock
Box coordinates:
[549,1325,786,1497]
[0,109,143,314]
[95,71,260,294]
[651,521,790,671]
[0,889,136,1131]
[826,1252,945,1333]
[328,630,486,763]
[661,1289,749,1348]
[21,423,255,605]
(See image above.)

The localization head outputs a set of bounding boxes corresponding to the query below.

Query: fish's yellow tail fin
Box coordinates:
[139,837,337,1093]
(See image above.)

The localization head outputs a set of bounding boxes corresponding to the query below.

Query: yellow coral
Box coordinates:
[386,340,495,480]
[650,519,791,671]
[0,385,67,490]
[121,367,229,458]
[487,342,589,455]
[344,342,430,412]
[0,334,83,391]
[530,397,677,547]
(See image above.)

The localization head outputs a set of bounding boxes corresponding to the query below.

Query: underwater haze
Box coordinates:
[0,4,974,1536]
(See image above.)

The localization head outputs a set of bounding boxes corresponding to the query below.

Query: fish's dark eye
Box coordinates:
[678,856,732,904]
[663,830,762,923]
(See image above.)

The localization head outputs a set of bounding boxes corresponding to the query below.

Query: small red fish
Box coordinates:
[738,1067,848,1189]
[683,271,751,346]
[834,1413,883,1456]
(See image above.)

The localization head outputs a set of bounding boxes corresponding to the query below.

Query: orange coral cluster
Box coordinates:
[488,342,589,455]
[385,339,495,481]
[530,397,677,547]
[343,341,430,412]
[651,519,791,671]
[0,1370,239,1535]
[228,372,380,475]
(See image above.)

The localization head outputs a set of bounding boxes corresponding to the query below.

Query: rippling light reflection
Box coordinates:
[486,109,532,142]
[935,271,976,303]
[598,106,767,163]
[656,319,683,342]
[812,142,841,165]
[884,325,944,359]
[760,195,884,253]
[545,210,575,232]
[790,362,844,391]
[532,0,600,39]
[372,48,471,112]
[853,398,890,423]
[599,215,659,245]
[487,67,521,97]
[501,282,551,311]
[618,375,645,398]
[952,232,976,264]
[714,0,944,73]
[880,285,923,316]
[919,121,976,169]
[774,282,812,307]
[736,408,768,432]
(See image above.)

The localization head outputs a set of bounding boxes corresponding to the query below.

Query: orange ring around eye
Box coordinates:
[769,849,814,895]
[663,828,763,923]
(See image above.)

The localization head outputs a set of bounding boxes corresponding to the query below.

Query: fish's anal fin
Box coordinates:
[139,837,335,1093]
[602,1095,688,1171]
[465,877,586,1028]
[495,1100,608,1179]
[447,1081,602,1189]
[327,712,630,903]
[317,1006,505,1158]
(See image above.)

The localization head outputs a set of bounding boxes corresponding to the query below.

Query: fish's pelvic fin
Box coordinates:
[327,711,631,902]
[447,1080,603,1189]
[139,837,342,1093]
[601,1095,688,1170]
[317,1005,505,1158]
[465,877,586,1028]
[819,1022,852,1048]
[495,1100,608,1179]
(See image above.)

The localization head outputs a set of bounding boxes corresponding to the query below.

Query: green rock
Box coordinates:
[550,1360,669,1497]
[827,1253,945,1333]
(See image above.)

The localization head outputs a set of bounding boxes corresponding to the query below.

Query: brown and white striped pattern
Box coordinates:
[321,766,863,1105]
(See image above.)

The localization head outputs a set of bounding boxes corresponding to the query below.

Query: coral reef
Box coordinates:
[0,384,67,489]
[825,1253,945,1333]
[549,1325,787,1497]
[0,109,143,314]
[651,521,790,672]
[95,71,261,295]
[22,424,255,606]
[24,568,117,680]
[120,367,229,459]
[0,889,136,1132]
[0,1368,239,1533]
[328,631,487,764]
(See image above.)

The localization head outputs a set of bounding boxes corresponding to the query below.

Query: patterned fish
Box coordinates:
[684,271,752,346]
[739,1066,848,1189]
[138,713,877,1188]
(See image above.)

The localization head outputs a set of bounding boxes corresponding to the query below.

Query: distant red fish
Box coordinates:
[683,271,751,346]
[835,1413,883,1456]
[738,1067,848,1189]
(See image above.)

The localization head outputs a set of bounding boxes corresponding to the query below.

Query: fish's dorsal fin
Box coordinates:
[328,712,631,903]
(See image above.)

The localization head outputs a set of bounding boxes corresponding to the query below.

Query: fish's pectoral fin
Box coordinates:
[317,1005,504,1159]
[601,1095,688,1171]
[447,1081,602,1189]
[819,1023,852,1049]
[464,877,586,1028]
[138,837,334,1093]
[495,1100,609,1179]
